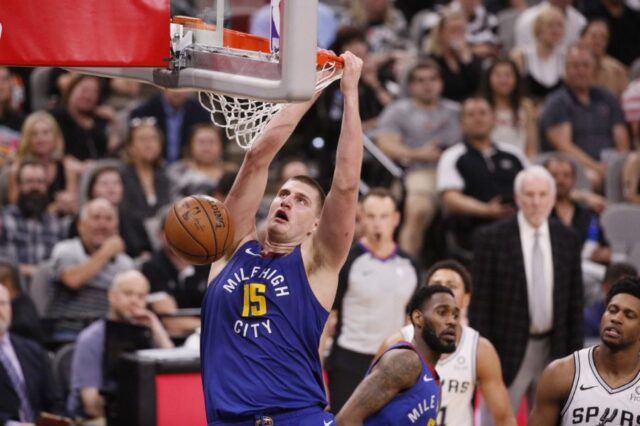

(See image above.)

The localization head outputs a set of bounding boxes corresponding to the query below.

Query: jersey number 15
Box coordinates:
[242,283,267,317]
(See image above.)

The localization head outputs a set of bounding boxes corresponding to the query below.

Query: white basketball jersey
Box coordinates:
[400,324,479,426]
[561,346,640,426]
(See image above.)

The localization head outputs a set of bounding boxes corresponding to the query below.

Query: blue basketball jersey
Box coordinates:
[364,343,441,426]
[200,240,329,422]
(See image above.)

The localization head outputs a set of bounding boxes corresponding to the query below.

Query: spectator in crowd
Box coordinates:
[481,58,537,157]
[0,284,66,424]
[316,26,393,135]
[141,209,207,337]
[5,111,77,215]
[376,60,462,258]
[411,0,499,58]
[583,262,637,338]
[129,90,210,164]
[584,0,640,67]
[0,161,67,280]
[545,156,609,250]
[167,124,230,201]
[511,5,567,101]
[314,27,393,187]
[545,156,610,307]
[539,45,629,191]
[46,199,135,342]
[378,260,518,426]
[622,77,640,144]
[51,74,115,166]
[70,161,152,259]
[427,7,484,102]
[324,188,418,413]
[339,0,412,56]
[67,270,173,420]
[0,260,45,344]
[622,143,640,204]
[120,117,171,222]
[437,96,526,253]
[514,0,586,49]
[622,79,640,204]
[579,19,628,97]
[0,68,24,132]
[470,165,583,423]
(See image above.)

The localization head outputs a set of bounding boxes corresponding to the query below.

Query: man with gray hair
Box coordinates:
[469,165,583,424]
[67,270,173,420]
[46,198,135,342]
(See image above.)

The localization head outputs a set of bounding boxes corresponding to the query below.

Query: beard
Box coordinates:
[421,325,456,354]
[18,190,49,218]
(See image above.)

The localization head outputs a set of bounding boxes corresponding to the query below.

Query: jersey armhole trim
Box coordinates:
[560,351,579,417]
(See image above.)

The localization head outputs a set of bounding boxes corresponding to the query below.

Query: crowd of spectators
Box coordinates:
[1,0,640,423]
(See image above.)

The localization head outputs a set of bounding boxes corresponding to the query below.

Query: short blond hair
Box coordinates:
[533,5,565,41]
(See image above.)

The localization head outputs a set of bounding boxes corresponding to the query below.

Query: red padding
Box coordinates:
[156,373,207,426]
[0,0,170,66]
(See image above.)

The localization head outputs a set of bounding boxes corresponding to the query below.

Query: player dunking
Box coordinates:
[200,53,363,425]
[529,276,640,425]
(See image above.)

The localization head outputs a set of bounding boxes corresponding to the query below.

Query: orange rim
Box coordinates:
[173,15,343,67]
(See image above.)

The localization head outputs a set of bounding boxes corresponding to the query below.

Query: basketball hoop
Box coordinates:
[171,17,344,150]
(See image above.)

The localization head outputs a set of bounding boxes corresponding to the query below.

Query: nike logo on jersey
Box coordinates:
[579,384,597,391]
[245,248,261,257]
[324,420,334,426]
[423,375,434,383]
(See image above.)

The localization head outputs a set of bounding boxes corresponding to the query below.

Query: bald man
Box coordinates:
[67,270,173,419]
[46,199,135,342]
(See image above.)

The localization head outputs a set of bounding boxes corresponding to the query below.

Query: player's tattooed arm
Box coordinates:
[335,348,421,426]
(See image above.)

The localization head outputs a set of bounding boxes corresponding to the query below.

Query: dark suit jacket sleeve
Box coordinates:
[21,336,66,417]
[469,225,495,338]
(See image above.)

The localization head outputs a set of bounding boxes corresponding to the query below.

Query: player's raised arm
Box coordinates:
[313,52,363,270]
[222,94,320,252]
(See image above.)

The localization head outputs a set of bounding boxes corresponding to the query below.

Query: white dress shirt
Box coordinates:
[518,212,554,334]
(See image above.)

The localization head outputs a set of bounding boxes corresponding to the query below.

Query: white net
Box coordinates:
[198,60,342,150]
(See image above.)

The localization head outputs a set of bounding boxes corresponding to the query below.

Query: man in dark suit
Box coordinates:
[0,283,65,424]
[129,90,211,164]
[469,165,583,425]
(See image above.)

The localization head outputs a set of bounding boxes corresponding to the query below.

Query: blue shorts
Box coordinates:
[209,406,335,426]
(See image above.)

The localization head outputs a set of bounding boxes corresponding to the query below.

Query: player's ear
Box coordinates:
[410,309,423,329]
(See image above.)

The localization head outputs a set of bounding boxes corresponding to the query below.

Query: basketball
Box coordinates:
[164,195,235,265]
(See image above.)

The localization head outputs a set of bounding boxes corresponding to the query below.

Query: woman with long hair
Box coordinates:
[5,111,77,214]
[167,124,232,201]
[120,117,170,221]
[481,58,538,157]
[427,7,483,102]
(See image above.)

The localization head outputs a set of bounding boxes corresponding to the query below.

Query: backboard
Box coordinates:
[73,0,321,102]
[0,0,321,102]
